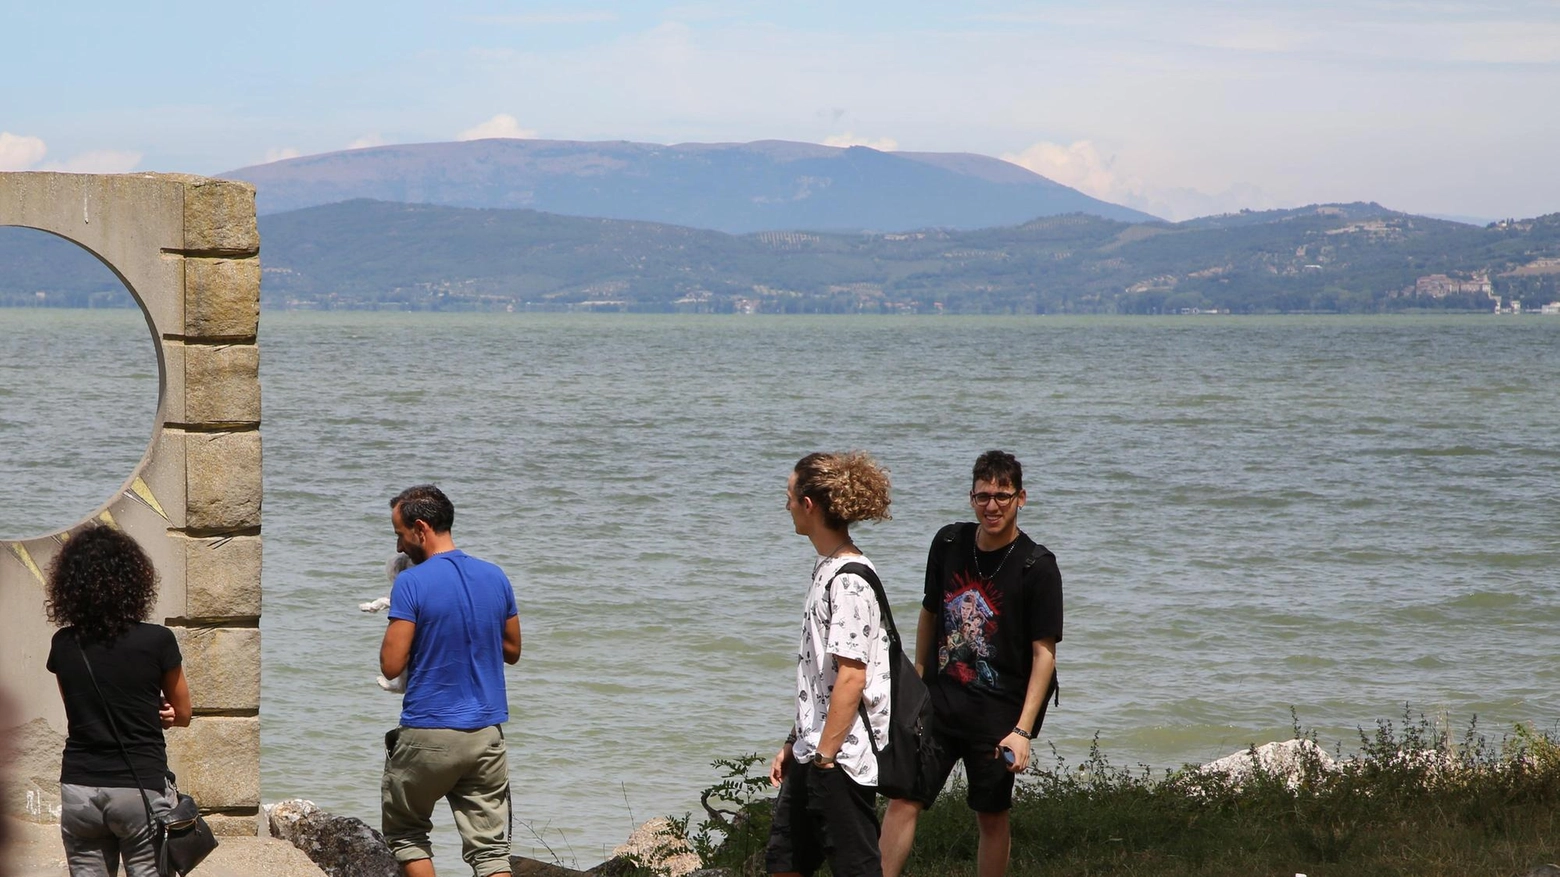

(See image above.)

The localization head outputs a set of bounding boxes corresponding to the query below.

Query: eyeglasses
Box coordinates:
[970,491,1018,507]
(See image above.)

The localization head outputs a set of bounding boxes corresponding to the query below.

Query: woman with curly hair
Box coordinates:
[44,524,190,877]
[767,451,894,877]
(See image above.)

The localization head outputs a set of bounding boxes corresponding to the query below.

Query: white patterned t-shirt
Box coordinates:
[790,553,893,786]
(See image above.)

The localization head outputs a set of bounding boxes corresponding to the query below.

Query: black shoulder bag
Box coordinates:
[831,562,940,800]
[77,636,219,876]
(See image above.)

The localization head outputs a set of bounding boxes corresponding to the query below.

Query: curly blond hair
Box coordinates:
[793,451,892,530]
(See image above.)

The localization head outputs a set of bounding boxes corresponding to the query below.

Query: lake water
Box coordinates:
[4,311,1559,870]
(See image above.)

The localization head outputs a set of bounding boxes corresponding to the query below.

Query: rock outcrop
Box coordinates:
[1196,739,1337,789]
[606,817,702,877]
[266,799,398,877]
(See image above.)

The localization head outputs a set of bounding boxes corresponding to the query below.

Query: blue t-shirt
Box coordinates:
[388,549,518,729]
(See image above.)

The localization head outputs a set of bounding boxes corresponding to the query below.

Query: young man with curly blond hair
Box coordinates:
[767,451,894,877]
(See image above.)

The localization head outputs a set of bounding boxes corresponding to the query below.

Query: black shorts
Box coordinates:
[765,760,881,877]
[911,730,1018,813]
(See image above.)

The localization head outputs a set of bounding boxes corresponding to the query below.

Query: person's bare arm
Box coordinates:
[160,666,192,728]
[913,607,936,677]
[997,638,1056,772]
[380,619,416,679]
[814,657,867,764]
[503,615,522,665]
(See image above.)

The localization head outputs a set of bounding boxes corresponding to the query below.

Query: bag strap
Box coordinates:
[75,634,161,836]
[829,562,899,755]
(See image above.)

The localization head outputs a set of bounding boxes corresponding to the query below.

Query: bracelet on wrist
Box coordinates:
[1012,726,1034,740]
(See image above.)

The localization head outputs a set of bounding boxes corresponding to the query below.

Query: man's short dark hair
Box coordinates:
[391,484,454,533]
[972,450,1022,492]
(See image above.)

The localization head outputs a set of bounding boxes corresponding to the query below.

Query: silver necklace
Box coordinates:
[972,536,1018,579]
[813,539,856,576]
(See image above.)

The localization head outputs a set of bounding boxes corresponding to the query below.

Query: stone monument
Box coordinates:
[0,172,263,835]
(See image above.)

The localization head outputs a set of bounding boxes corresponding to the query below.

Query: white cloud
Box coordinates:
[45,150,142,174]
[1004,140,1125,201]
[822,132,898,151]
[347,134,386,150]
[265,147,302,163]
[0,132,47,170]
[1003,139,1275,221]
[458,114,538,141]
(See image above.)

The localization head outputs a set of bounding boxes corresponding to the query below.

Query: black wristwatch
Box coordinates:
[814,753,837,768]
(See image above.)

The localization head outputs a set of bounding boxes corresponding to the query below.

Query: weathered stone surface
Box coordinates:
[184,257,260,339]
[180,533,263,619]
[167,717,260,808]
[513,856,591,876]
[3,718,64,823]
[185,344,261,425]
[1196,739,1337,790]
[268,799,399,877]
[609,817,701,877]
[175,626,261,711]
[138,430,189,529]
[183,179,259,255]
[186,431,263,531]
[0,172,185,330]
[206,811,264,837]
[0,171,263,854]
[1522,865,1560,877]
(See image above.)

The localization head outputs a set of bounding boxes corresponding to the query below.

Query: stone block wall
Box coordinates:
[0,172,263,835]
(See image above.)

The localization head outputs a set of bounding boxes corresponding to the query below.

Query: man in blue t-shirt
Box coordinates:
[379,484,522,877]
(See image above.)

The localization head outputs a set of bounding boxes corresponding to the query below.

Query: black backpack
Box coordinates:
[830,561,939,800]
[935,523,1061,729]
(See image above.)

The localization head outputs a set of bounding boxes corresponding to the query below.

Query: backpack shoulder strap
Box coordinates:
[1023,541,1054,571]
[831,561,903,756]
[832,561,899,645]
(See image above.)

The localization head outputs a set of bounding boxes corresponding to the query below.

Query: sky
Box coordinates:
[2,0,1558,222]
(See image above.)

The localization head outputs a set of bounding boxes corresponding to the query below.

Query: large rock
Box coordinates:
[266,799,398,877]
[605,817,702,877]
[511,855,591,875]
[1197,739,1337,790]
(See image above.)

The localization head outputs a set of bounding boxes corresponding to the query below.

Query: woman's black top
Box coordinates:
[46,623,182,791]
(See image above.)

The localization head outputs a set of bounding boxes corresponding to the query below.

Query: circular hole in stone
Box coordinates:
[0,226,160,541]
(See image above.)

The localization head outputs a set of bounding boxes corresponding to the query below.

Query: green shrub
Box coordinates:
[680,711,1560,877]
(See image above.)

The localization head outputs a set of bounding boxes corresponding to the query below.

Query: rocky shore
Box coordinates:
[5,801,715,877]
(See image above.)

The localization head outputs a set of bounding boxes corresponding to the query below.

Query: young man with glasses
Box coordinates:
[879,450,1063,877]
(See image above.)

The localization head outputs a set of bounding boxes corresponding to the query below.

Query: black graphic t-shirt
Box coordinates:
[922,522,1063,743]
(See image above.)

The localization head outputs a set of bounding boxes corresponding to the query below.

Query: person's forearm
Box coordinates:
[914,608,936,676]
[816,662,867,758]
[1015,639,1057,735]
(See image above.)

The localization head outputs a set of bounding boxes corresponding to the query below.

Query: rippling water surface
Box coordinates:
[6,312,1559,870]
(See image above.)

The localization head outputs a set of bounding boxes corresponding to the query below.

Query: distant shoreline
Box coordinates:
[2,303,1545,317]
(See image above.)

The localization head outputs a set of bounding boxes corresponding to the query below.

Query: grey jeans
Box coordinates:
[59,781,173,877]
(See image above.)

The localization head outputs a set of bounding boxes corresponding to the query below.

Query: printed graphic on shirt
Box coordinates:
[938,571,1004,693]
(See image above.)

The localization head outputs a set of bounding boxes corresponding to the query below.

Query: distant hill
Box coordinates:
[244,201,1560,314]
[220,138,1157,232]
[8,201,1558,314]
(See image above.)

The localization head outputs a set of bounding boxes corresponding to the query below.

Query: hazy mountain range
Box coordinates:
[222,138,1157,232]
[7,198,1557,313]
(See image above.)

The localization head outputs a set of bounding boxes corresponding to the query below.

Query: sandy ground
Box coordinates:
[5,817,327,877]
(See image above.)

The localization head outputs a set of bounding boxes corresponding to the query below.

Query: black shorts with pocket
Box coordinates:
[911,730,1018,813]
[765,759,881,877]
